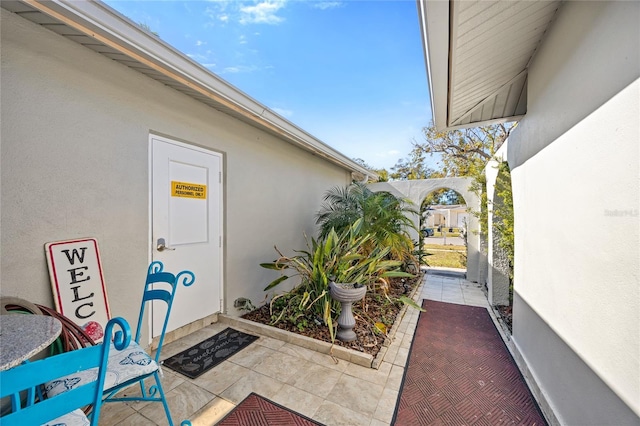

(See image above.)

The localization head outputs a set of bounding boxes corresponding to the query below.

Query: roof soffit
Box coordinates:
[419,0,562,131]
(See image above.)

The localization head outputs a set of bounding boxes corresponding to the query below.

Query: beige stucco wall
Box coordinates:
[507,1,639,423]
[0,10,351,345]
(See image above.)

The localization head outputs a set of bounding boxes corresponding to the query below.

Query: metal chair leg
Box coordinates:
[153,371,174,426]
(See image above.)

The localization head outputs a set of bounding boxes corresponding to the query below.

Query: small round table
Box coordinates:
[0,315,62,371]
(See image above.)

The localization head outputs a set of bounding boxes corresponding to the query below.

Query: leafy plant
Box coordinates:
[316,182,418,263]
[492,161,515,300]
[263,219,409,292]
[259,180,423,345]
[260,219,413,337]
[468,160,514,303]
[268,291,316,331]
[468,172,488,242]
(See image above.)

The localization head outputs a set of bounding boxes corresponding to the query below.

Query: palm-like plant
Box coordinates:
[260,219,412,341]
[258,184,422,342]
[316,184,365,238]
[316,182,418,262]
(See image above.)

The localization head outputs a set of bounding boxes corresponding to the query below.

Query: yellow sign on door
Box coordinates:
[171,181,207,199]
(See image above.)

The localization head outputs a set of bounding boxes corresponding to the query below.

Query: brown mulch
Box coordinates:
[393,300,547,425]
[242,274,422,357]
[496,305,513,333]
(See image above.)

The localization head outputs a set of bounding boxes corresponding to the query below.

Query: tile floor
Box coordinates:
[98,268,489,426]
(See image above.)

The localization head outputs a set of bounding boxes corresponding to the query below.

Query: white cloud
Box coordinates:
[271,107,293,118]
[311,1,343,10]
[204,3,231,27]
[195,40,206,46]
[186,53,209,62]
[239,35,248,44]
[221,64,259,74]
[204,0,232,8]
[204,1,286,26]
[374,150,400,158]
[239,1,286,25]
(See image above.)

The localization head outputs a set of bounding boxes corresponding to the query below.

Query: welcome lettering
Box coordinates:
[63,247,95,319]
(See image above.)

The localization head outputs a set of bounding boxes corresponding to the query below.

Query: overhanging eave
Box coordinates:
[418,0,561,131]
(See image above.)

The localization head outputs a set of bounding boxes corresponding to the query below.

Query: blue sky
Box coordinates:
[104,0,433,171]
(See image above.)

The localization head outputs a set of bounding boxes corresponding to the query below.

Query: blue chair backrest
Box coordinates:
[134,261,195,363]
[0,317,131,426]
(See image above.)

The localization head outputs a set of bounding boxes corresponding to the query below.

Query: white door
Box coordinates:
[151,135,223,337]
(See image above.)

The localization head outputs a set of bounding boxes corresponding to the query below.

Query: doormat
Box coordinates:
[217,393,324,426]
[392,300,547,425]
[162,327,258,379]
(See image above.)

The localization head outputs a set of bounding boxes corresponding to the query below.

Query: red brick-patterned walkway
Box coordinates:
[217,392,323,426]
[393,300,547,425]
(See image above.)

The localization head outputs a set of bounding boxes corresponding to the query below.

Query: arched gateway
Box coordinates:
[368,178,482,283]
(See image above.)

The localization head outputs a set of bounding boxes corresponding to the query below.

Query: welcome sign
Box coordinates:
[45,238,111,343]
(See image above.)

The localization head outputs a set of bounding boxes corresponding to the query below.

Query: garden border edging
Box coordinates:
[219,271,425,370]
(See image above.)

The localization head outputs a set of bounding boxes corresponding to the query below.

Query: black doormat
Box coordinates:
[217,393,324,426]
[162,327,258,379]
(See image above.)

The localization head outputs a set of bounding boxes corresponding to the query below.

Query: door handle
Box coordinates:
[157,238,175,252]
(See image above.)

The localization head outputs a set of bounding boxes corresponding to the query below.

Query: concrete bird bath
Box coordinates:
[329,281,367,342]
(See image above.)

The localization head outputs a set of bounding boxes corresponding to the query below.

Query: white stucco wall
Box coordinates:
[368,178,480,281]
[507,1,639,423]
[0,10,351,344]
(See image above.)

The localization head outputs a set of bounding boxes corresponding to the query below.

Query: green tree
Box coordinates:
[389,145,436,180]
[414,121,514,244]
[409,123,515,279]
[423,189,465,206]
[468,174,488,239]
[352,158,389,182]
[416,123,512,177]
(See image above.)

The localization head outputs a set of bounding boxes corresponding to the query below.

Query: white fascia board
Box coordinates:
[24,0,376,181]
[417,0,449,131]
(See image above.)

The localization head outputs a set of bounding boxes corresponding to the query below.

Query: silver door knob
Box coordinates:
[157,238,175,252]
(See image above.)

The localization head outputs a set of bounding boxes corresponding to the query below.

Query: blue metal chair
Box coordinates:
[101,261,195,426]
[0,317,131,426]
[45,261,195,426]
